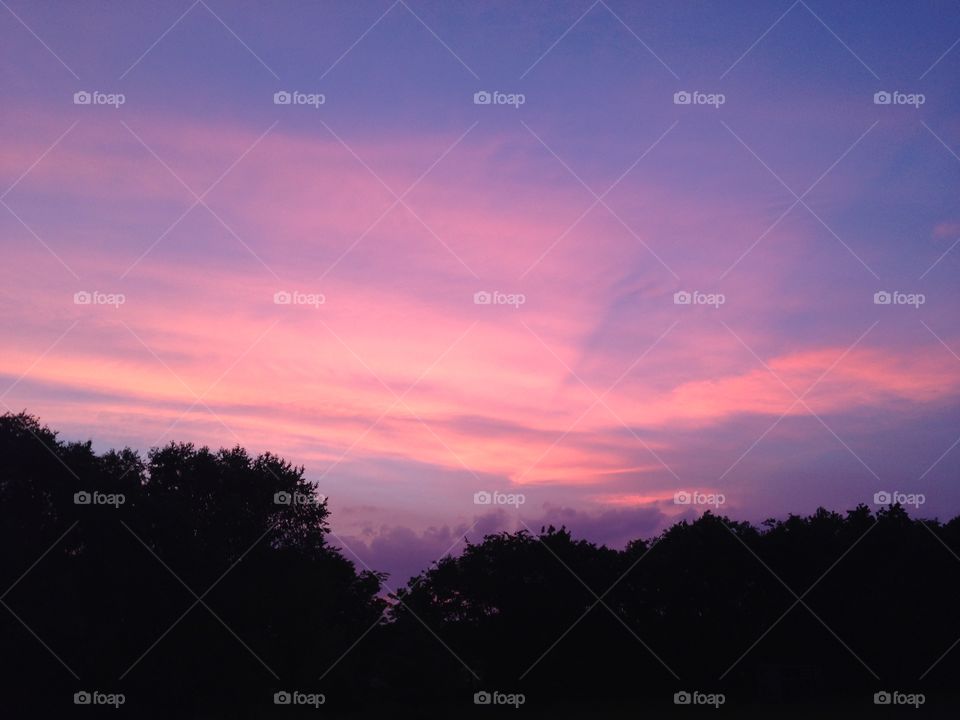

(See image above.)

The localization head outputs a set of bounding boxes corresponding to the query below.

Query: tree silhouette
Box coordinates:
[0,413,384,715]
[2,412,960,716]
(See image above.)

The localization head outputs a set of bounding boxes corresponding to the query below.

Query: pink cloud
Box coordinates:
[3,106,958,536]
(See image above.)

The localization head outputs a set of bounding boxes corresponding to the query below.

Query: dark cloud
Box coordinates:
[334,503,672,587]
[527,504,669,548]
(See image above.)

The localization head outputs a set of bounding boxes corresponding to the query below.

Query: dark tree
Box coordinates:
[3,413,960,717]
[0,413,384,716]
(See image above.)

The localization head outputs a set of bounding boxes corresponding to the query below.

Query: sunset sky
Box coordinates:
[2,0,959,583]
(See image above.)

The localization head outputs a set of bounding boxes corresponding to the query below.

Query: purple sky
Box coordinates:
[2,0,959,584]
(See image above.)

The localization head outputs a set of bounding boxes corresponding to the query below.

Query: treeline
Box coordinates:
[1,412,959,716]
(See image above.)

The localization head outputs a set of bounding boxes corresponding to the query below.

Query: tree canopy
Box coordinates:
[1,413,958,716]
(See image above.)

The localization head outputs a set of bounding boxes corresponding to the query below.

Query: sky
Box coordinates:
[1,0,959,585]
